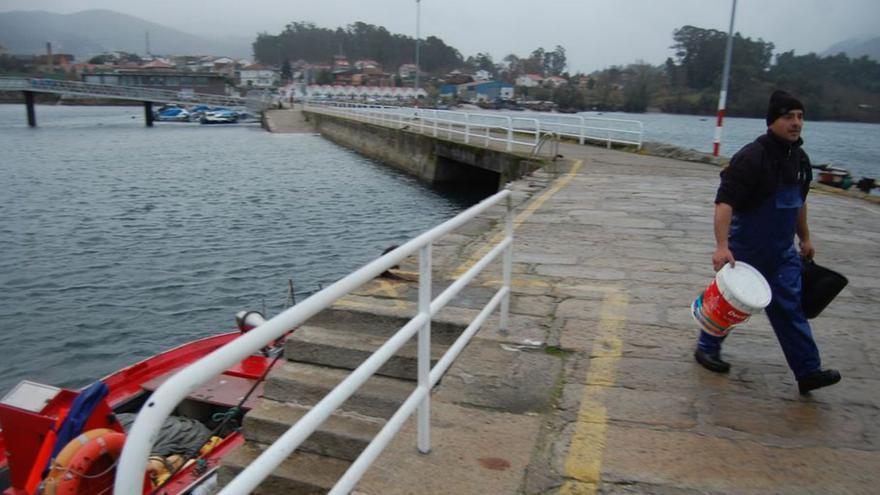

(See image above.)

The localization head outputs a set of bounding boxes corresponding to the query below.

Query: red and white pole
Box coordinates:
[713,0,737,157]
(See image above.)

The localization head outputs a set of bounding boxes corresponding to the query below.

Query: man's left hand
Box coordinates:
[799,239,815,260]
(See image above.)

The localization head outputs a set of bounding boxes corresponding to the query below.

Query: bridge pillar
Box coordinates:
[23,91,36,127]
[144,101,154,127]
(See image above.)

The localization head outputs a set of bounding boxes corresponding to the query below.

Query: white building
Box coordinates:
[306,84,427,101]
[515,74,543,87]
[239,64,280,88]
[545,76,568,87]
[474,69,492,81]
[398,64,419,79]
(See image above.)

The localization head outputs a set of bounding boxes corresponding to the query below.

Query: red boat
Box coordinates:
[0,312,283,495]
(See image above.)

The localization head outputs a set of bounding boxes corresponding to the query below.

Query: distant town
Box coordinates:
[0,42,585,112]
[1,18,878,121]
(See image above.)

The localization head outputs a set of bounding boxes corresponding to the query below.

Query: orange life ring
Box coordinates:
[42,428,125,495]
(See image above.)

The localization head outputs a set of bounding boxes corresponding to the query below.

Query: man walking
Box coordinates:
[694,90,841,395]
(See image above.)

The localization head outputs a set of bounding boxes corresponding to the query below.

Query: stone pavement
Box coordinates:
[348,142,880,494]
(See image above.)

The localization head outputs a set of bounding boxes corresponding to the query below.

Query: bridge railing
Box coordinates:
[115,188,515,495]
[305,100,541,152]
[514,113,644,149]
[304,99,643,151]
[0,77,264,110]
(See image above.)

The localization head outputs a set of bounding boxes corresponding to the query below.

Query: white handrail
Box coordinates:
[303,100,644,151]
[115,188,514,494]
[305,100,541,151]
[0,77,262,110]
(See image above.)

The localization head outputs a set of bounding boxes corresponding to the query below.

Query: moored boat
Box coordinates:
[0,311,283,495]
[155,107,191,122]
[814,164,853,190]
[200,110,239,125]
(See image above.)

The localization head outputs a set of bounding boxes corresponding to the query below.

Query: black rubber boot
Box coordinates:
[694,348,731,373]
[798,369,841,395]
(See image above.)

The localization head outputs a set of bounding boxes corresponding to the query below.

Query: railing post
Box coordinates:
[23,90,36,127]
[506,116,513,152]
[143,101,153,127]
[637,122,644,151]
[607,130,612,149]
[417,243,432,454]
[501,190,513,332]
[464,114,470,144]
[579,115,586,145]
[432,110,438,137]
[535,121,542,149]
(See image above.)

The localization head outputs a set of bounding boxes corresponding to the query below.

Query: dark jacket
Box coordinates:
[715,131,812,212]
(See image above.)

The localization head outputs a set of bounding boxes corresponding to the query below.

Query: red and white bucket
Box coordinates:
[692,262,772,337]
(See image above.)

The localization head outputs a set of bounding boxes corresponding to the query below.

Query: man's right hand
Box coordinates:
[712,247,735,272]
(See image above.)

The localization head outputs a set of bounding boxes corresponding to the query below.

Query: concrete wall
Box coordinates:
[305,112,542,189]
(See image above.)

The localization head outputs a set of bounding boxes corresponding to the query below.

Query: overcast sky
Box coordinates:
[2,0,877,72]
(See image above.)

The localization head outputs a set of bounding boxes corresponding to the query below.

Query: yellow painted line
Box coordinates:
[560,288,627,494]
[359,279,402,299]
[336,296,408,312]
[453,159,584,277]
[337,278,409,311]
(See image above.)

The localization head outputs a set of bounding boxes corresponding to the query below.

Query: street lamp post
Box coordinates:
[415,0,421,92]
[713,0,737,156]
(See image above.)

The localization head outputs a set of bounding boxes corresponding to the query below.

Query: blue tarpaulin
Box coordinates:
[48,381,109,461]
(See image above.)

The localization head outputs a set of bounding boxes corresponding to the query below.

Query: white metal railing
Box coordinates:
[304,99,644,151]
[115,188,515,494]
[0,77,265,110]
[514,113,644,150]
[305,100,540,152]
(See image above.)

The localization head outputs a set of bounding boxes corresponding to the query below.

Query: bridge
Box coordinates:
[0,77,274,127]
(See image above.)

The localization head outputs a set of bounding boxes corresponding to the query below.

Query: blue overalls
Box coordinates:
[698,183,822,379]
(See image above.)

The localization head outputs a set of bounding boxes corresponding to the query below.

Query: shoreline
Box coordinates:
[636,140,880,204]
[3,102,876,203]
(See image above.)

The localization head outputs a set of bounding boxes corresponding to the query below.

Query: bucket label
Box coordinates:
[692,279,752,337]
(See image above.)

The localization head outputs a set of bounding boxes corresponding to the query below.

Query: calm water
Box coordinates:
[585,111,880,180]
[0,105,482,395]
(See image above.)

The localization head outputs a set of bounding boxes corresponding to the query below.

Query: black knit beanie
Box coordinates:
[766,90,805,125]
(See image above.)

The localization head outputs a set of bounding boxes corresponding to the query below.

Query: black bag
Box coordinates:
[801,259,848,319]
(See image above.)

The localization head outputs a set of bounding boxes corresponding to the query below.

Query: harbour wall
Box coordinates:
[302,111,543,189]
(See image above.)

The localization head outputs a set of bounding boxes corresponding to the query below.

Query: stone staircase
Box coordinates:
[218,305,465,494]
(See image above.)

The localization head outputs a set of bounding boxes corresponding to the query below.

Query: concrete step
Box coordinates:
[243,398,383,461]
[304,305,465,345]
[264,361,414,419]
[218,441,350,495]
[284,325,447,380]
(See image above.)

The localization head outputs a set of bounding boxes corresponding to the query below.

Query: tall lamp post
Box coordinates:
[415,0,421,92]
[713,0,737,157]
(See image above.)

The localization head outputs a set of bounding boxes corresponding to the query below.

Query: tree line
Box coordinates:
[253,21,462,73]
[251,21,879,122]
[597,25,880,122]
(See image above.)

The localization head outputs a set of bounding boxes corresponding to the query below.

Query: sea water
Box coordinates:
[0,105,483,394]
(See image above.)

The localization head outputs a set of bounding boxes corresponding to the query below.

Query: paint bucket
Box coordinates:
[692,262,772,337]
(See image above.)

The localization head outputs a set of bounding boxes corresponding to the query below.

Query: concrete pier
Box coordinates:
[265,108,544,187]
[358,144,879,494]
[232,118,880,493]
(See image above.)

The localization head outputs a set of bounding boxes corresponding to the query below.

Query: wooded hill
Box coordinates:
[656,25,880,122]
[252,21,461,73]
[255,21,879,122]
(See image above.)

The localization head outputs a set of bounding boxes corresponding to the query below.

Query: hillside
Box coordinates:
[0,9,250,60]
[823,37,880,61]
